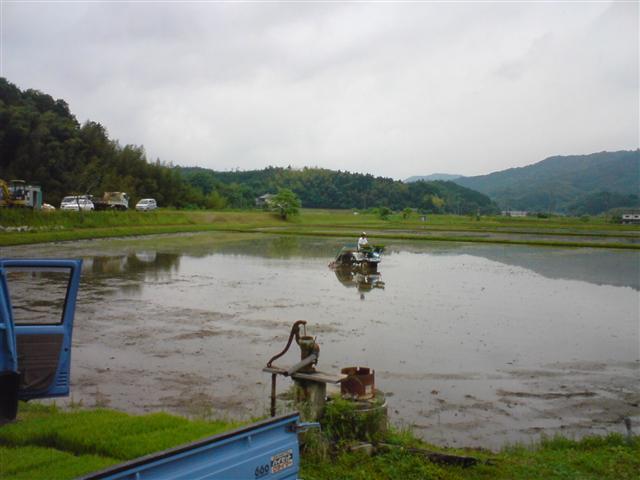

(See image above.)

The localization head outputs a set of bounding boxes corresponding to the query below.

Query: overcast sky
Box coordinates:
[2,1,638,180]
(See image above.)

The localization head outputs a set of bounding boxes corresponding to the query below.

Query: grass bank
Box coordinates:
[1,403,638,480]
[1,208,638,249]
[0,403,242,480]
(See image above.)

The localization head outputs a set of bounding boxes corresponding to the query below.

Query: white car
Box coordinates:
[135,198,157,211]
[60,196,94,211]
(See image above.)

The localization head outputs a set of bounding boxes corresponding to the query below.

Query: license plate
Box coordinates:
[271,449,293,474]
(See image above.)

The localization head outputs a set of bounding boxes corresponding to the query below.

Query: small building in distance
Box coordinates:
[621,211,640,224]
[255,193,275,208]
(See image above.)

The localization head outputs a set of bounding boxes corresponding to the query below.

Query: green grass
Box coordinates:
[300,434,640,480]
[299,399,640,480]
[303,447,466,480]
[1,403,637,480]
[1,208,638,249]
[0,445,117,480]
[0,403,242,479]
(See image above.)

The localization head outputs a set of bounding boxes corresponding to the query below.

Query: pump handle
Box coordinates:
[266,320,307,368]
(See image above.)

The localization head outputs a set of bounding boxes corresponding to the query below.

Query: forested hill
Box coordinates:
[0,77,496,213]
[453,151,640,214]
[0,78,197,207]
[179,166,498,214]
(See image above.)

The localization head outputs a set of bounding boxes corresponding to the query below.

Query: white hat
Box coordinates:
[362,232,367,236]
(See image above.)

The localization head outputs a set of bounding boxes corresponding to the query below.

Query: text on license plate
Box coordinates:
[271,449,293,474]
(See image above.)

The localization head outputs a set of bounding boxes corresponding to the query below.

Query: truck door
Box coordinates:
[0,266,19,421]
[0,259,82,401]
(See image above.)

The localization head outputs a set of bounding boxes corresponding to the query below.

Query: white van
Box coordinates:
[60,196,94,211]
[135,198,157,211]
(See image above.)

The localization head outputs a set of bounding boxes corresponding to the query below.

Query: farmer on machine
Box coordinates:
[357,232,369,251]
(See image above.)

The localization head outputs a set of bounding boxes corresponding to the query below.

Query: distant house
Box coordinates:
[255,193,275,207]
[501,210,528,217]
[621,211,640,224]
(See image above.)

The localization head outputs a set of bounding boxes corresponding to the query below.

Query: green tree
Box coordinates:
[422,194,445,213]
[377,206,391,220]
[206,190,227,209]
[271,188,301,219]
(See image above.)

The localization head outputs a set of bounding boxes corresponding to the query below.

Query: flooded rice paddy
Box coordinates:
[3,232,639,449]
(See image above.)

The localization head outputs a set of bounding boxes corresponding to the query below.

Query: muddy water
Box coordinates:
[3,233,639,449]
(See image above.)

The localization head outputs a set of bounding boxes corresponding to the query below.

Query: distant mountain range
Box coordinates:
[408,151,639,214]
[405,173,462,183]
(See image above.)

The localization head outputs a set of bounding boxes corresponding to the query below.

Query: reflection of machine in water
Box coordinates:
[330,244,384,272]
[332,265,385,300]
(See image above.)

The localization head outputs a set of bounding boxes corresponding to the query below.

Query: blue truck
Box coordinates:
[0,259,310,479]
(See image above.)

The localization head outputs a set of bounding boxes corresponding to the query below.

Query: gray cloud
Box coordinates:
[2,1,637,179]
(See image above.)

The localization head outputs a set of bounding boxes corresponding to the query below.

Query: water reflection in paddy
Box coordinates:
[4,233,639,449]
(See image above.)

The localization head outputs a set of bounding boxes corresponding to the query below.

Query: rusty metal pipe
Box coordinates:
[270,374,277,417]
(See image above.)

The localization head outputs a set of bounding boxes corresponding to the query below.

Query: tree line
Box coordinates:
[180,166,499,214]
[0,78,200,208]
[0,77,498,214]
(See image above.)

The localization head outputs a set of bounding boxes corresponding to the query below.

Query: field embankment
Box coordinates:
[1,209,638,249]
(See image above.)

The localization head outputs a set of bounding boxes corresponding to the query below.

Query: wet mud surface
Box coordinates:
[3,232,639,449]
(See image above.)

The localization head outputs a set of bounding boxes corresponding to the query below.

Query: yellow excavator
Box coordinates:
[0,179,12,207]
[0,179,40,208]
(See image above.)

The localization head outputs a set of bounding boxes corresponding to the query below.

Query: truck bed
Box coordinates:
[78,413,302,480]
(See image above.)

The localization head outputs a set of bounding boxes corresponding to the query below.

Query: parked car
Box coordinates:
[135,198,157,211]
[60,196,94,211]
